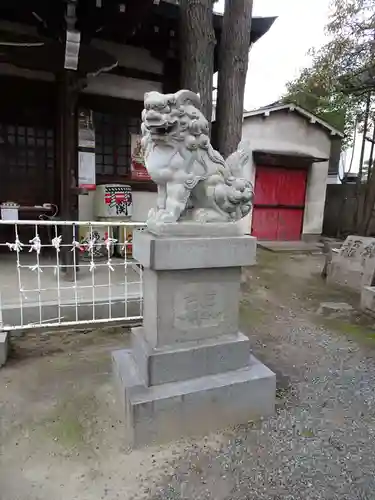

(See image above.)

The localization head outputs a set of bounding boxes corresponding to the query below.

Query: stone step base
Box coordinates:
[132,327,251,386]
[361,286,375,316]
[0,332,9,368]
[112,349,276,447]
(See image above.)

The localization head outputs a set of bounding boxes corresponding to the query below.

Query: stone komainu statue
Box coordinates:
[141,89,253,223]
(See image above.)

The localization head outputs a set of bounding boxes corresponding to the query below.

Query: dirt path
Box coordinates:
[1,250,375,500]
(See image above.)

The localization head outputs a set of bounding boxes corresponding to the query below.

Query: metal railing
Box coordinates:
[0,219,146,332]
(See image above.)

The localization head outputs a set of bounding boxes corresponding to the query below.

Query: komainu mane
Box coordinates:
[141,89,253,224]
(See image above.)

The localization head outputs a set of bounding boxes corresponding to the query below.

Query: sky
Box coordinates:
[215,0,332,110]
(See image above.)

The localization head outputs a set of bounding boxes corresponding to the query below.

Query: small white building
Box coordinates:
[239,103,344,241]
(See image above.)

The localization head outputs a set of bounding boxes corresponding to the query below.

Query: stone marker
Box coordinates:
[327,235,375,292]
[112,90,275,447]
[0,331,9,368]
[361,286,375,316]
[317,302,353,317]
[321,239,342,279]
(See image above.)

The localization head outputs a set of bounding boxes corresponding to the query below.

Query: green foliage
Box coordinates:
[283,0,375,144]
[326,0,375,92]
[283,54,354,136]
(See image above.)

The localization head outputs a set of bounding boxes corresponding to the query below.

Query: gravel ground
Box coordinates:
[1,250,375,499]
[148,252,375,500]
[150,320,375,500]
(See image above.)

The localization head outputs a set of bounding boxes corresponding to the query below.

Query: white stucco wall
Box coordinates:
[240,111,333,237]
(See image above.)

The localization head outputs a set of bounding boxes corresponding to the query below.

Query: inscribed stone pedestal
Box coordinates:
[327,235,375,292]
[112,230,276,447]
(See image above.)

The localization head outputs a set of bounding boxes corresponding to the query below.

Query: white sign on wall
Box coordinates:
[78,109,96,191]
[78,109,95,149]
[78,151,96,191]
[0,203,19,221]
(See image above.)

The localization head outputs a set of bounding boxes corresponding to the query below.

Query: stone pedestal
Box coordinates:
[0,332,9,368]
[327,236,375,292]
[112,229,275,447]
[361,286,375,316]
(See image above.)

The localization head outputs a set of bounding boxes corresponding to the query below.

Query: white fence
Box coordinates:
[0,219,146,332]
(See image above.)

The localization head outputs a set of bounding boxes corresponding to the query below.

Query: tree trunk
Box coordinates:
[215,0,253,158]
[355,92,371,233]
[361,164,375,235]
[360,121,375,235]
[179,0,216,125]
[367,120,375,179]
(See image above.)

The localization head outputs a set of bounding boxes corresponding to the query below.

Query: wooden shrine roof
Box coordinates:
[0,0,276,75]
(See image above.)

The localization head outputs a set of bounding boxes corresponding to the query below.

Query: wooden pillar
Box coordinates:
[56,70,79,278]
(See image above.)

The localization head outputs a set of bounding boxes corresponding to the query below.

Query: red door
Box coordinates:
[252,166,307,241]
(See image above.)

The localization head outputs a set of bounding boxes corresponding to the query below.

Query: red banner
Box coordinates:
[131,161,151,180]
[130,134,151,181]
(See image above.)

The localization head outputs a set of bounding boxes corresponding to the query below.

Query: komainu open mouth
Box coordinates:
[148,122,177,136]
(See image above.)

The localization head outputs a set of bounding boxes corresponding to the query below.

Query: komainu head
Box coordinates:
[141,89,212,152]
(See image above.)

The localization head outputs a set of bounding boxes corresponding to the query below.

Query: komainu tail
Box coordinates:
[213,141,254,221]
[225,140,252,178]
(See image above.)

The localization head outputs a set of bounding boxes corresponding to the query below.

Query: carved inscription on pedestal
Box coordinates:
[174,283,224,330]
[328,235,375,291]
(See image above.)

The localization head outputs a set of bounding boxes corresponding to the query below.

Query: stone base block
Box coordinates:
[146,220,241,237]
[0,332,9,368]
[131,327,251,386]
[361,286,375,316]
[326,236,375,292]
[112,349,276,447]
[327,260,364,291]
[133,230,257,270]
